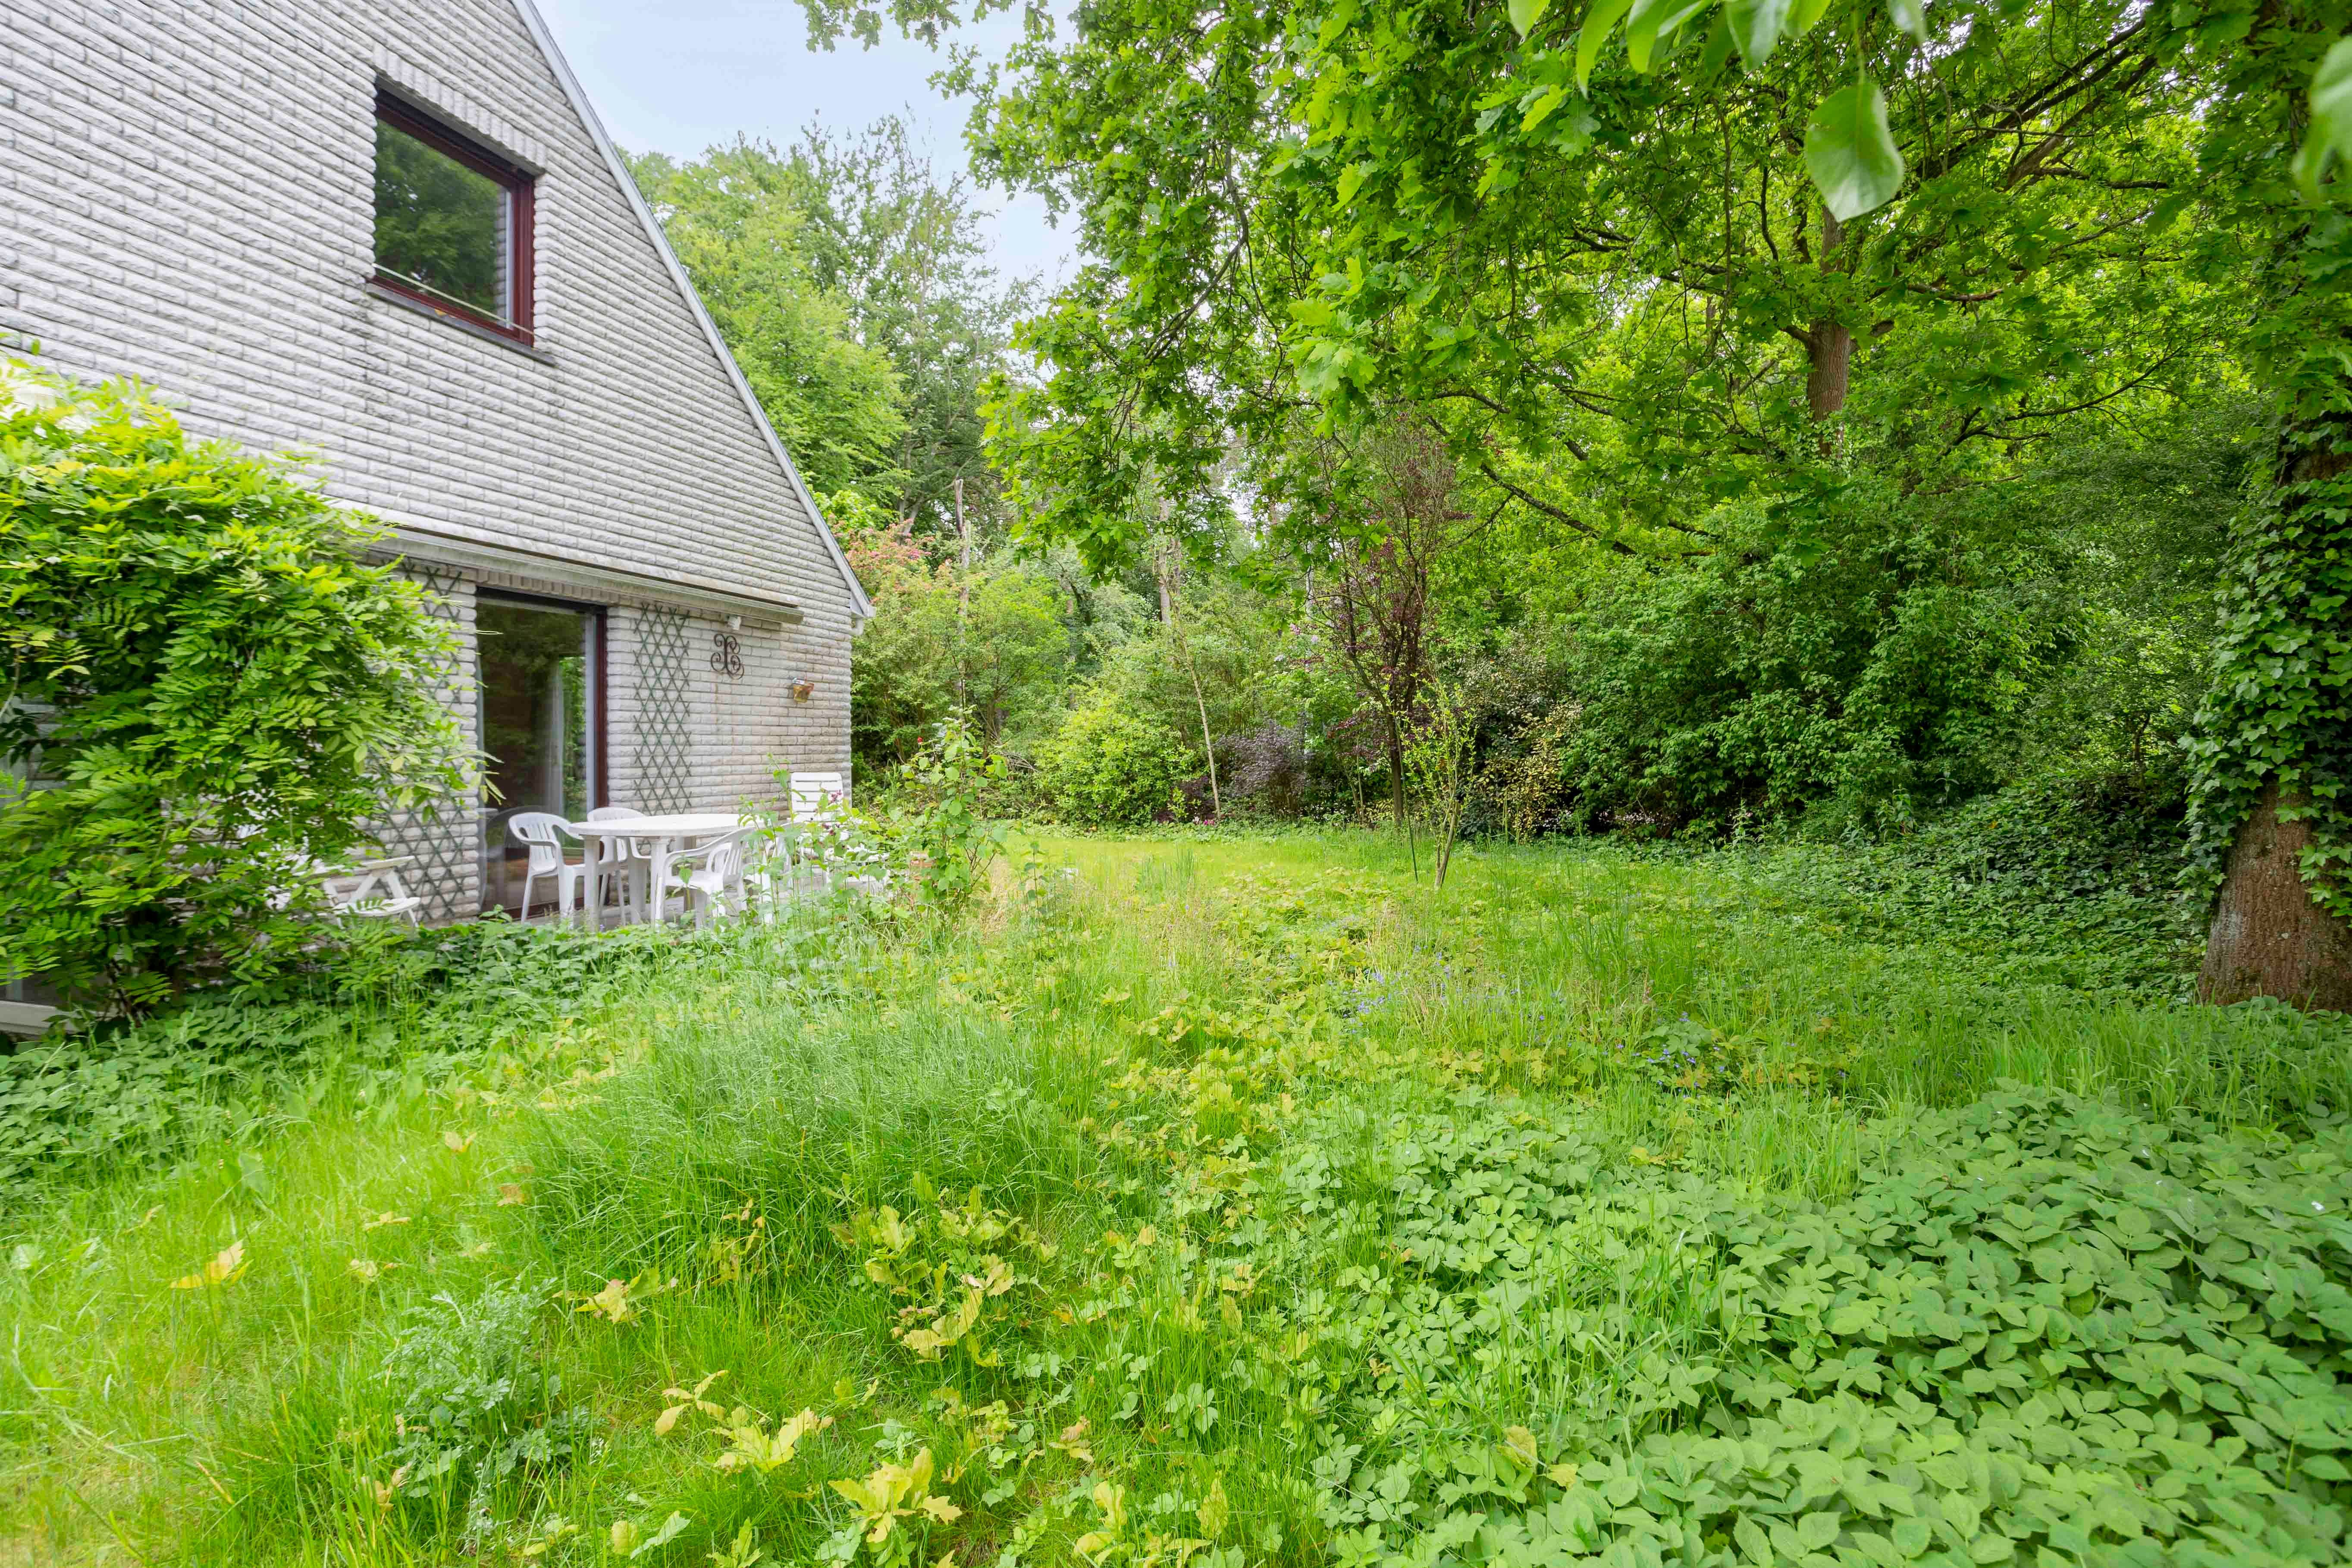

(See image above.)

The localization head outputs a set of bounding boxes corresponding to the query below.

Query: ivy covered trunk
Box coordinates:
[2199,782,2352,1009]
[2186,38,2352,1013]
[2187,406,2352,1011]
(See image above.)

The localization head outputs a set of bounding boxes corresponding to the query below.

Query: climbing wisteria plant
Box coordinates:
[0,361,470,1012]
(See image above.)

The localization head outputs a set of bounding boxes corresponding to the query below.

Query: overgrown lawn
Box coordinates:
[6,832,2352,1566]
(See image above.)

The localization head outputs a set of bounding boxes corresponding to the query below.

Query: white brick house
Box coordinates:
[1,0,872,921]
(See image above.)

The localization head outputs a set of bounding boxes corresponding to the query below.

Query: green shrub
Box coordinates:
[1684,778,2199,998]
[1034,704,1190,826]
[0,919,687,1190]
[880,715,1011,914]
[0,360,471,1012]
[379,1278,596,1530]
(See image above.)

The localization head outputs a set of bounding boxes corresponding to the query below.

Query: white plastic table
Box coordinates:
[568,813,753,928]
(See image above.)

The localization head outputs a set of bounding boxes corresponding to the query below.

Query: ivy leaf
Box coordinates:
[1888,0,1926,40]
[1509,0,1553,38]
[1725,0,1791,65]
[2294,36,2352,203]
[1804,79,1906,220]
[1577,0,1637,92]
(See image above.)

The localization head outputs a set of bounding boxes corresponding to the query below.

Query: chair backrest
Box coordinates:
[586,805,648,861]
[504,812,571,875]
[789,771,846,818]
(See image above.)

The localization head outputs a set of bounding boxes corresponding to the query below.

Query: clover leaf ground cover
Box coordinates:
[6,831,2352,1567]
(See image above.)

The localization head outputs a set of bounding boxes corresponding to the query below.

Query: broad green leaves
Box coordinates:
[1575,0,1636,91]
[1625,0,1711,72]
[1577,0,1907,217]
[1724,0,1793,65]
[1508,0,1552,38]
[1804,79,1907,220]
[2296,36,2352,201]
[0,362,470,1012]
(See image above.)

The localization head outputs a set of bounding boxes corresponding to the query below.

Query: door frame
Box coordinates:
[473,588,608,811]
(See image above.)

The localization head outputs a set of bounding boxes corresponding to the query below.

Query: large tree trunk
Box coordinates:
[2198,782,2352,1010]
[1804,210,1850,421]
[1805,321,1851,420]
[2192,401,2352,1013]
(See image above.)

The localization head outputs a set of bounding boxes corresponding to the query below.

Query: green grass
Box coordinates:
[6,830,2352,1566]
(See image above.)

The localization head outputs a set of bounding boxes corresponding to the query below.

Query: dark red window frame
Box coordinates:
[372,91,536,345]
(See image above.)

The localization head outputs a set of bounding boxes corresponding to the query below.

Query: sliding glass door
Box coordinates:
[477,594,601,916]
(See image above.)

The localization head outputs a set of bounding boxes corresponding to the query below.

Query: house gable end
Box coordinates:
[505,0,874,625]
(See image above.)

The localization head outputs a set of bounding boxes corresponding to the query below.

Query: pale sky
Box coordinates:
[534,0,1077,288]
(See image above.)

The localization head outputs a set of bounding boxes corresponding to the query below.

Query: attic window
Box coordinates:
[371,93,535,343]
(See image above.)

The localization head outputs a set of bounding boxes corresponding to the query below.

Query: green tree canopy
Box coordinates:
[628,142,909,502]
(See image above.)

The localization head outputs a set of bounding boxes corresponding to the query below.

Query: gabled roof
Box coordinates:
[509,0,875,626]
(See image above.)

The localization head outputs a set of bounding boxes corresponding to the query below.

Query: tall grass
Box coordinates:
[5,830,2348,1565]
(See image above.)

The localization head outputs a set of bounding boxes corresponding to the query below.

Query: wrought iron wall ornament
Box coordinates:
[710,630,744,679]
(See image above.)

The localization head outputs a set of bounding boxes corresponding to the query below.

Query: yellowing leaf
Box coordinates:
[1053,1418,1094,1463]
[497,1184,528,1206]
[443,1131,474,1152]
[1548,1462,1580,1487]
[170,1240,247,1290]
[1197,1477,1230,1540]
[919,1496,962,1523]
[361,1212,410,1231]
[713,1409,832,1474]
[579,1277,639,1323]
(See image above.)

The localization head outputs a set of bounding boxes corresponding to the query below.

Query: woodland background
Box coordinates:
[624,88,2265,985]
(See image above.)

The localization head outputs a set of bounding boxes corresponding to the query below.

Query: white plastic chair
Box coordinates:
[788,771,846,821]
[585,805,649,916]
[504,812,588,921]
[320,858,426,924]
[663,833,747,928]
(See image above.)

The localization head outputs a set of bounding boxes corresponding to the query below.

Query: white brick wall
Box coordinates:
[2,0,861,917]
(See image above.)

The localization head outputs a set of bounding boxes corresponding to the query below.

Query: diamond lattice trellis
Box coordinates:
[376,561,480,921]
[633,605,695,813]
